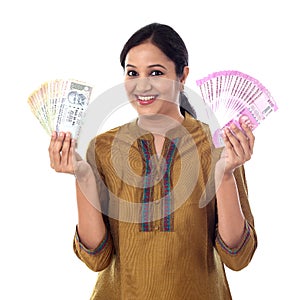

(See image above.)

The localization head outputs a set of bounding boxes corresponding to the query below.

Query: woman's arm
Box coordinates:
[48,131,106,249]
[216,172,245,248]
[75,172,106,249]
[215,122,255,248]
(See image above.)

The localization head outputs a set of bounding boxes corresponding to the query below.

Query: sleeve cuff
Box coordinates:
[216,221,251,255]
[75,226,109,255]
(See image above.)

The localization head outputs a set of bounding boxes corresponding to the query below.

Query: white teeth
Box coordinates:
[138,96,155,101]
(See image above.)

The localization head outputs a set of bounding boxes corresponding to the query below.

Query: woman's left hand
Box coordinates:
[217,122,255,176]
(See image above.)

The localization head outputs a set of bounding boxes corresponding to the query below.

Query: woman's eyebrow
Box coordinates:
[125,63,167,70]
[125,64,136,68]
[148,64,167,70]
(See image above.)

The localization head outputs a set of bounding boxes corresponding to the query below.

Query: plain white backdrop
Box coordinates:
[1,0,299,299]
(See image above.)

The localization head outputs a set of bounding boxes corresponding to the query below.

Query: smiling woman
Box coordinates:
[124,42,185,120]
[48,22,257,299]
[121,23,197,120]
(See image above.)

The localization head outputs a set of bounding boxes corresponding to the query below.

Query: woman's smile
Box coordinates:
[136,94,157,105]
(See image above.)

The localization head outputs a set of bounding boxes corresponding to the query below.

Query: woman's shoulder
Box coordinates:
[93,119,137,146]
[185,113,211,133]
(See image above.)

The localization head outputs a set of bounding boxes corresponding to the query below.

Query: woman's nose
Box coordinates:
[135,77,152,92]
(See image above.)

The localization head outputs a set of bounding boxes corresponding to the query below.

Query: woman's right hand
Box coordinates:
[48,131,92,180]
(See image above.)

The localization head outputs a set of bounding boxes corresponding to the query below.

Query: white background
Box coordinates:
[1,0,299,299]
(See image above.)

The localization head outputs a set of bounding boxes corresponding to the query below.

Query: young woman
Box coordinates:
[49,23,257,300]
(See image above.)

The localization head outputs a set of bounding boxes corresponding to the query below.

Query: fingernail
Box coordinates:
[243,122,252,129]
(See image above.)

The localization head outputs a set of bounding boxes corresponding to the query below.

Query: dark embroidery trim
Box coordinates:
[139,139,153,232]
[161,138,178,231]
[139,138,178,232]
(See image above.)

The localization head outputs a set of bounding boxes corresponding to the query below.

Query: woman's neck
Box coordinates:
[137,112,184,136]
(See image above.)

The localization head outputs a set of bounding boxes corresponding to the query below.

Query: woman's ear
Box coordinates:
[180,66,189,84]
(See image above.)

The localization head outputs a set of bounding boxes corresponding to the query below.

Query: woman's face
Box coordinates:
[124,42,188,118]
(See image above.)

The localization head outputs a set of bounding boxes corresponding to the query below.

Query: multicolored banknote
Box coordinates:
[28,79,93,139]
[196,70,278,148]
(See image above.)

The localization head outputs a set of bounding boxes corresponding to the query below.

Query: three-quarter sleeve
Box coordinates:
[215,165,258,271]
[73,226,114,272]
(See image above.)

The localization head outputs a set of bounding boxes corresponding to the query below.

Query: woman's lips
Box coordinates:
[137,95,157,106]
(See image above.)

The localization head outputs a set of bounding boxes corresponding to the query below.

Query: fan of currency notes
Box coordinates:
[196,70,278,148]
[28,79,93,139]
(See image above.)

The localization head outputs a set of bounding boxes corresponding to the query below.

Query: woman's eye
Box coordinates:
[150,70,163,76]
[127,70,138,76]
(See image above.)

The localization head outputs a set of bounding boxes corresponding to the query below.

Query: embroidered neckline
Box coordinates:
[138,138,179,232]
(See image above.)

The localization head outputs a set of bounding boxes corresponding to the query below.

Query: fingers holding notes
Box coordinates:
[221,120,255,173]
[48,131,76,174]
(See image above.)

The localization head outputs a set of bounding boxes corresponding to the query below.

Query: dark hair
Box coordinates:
[120,23,197,119]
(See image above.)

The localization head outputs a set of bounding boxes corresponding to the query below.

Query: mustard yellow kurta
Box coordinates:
[73,113,257,300]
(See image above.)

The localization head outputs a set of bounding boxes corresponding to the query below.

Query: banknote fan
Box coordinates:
[28,79,93,139]
[196,70,278,147]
